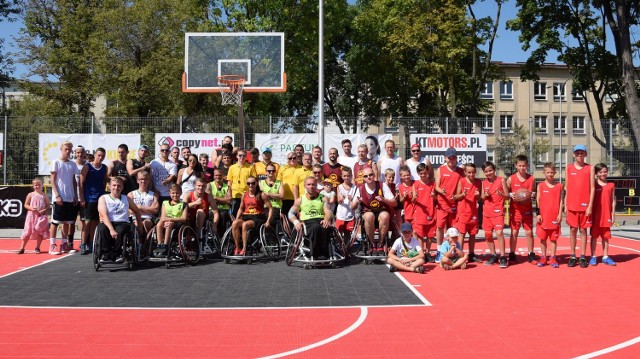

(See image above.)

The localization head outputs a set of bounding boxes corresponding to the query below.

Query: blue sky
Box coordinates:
[0,2,576,79]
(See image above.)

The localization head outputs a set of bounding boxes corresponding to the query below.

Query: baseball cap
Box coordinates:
[262,147,272,153]
[400,222,413,233]
[573,144,587,153]
[139,145,149,151]
[410,143,421,150]
[445,227,460,238]
[444,147,457,157]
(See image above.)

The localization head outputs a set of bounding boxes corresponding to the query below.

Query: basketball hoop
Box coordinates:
[217,75,245,106]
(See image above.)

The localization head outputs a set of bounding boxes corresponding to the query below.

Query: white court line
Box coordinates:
[573,336,640,359]
[0,255,70,280]
[258,306,368,359]
[0,303,427,310]
[388,265,432,306]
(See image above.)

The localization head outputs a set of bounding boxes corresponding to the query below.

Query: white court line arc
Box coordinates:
[258,306,368,359]
[573,335,640,359]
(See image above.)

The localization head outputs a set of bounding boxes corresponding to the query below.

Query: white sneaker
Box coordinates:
[49,244,60,255]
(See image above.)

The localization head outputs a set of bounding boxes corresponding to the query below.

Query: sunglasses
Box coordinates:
[238,154,246,157]
[160,149,169,152]
[313,171,322,175]
[266,170,276,173]
[288,157,296,160]
[364,173,375,178]
[412,150,420,153]
[246,182,257,185]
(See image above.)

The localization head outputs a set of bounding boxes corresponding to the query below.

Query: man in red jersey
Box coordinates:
[434,147,464,260]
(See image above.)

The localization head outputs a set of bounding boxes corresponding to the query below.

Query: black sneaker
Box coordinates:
[389,266,397,273]
[568,256,577,267]
[579,256,588,268]
[499,256,508,268]
[527,252,538,264]
[508,252,518,264]
[425,253,435,263]
[485,254,498,266]
[469,253,483,263]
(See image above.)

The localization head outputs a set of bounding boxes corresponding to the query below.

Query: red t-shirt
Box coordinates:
[354,160,374,185]
[456,178,481,221]
[242,192,265,215]
[398,182,415,221]
[413,180,436,225]
[593,182,614,228]
[322,163,344,188]
[358,181,388,213]
[509,173,534,214]
[482,176,505,218]
[537,181,562,229]
[188,192,210,220]
[436,165,464,211]
[566,163,592,212]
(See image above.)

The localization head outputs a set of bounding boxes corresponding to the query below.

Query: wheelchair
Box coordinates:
[276,213,293,258]
[92,220,141,271]
[219,220,280,264]
[198,212,223,260]
[285,222,347,269]
[146,223,200,268]
[348,215,399,264]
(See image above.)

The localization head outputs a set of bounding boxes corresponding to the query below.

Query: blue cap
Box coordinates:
[444,147,457,157]
[262,147,272,153]
[573,144,587,153]
[400,222,413,232]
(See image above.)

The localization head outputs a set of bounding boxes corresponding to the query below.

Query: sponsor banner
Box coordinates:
[410,134,487,168]
[254,134,319,164]
[0,186,30,228]
[154,133,234,165]
[38,134,140,175]
[324,134,392,162]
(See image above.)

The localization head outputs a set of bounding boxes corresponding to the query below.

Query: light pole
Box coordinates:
[557,78,570,182]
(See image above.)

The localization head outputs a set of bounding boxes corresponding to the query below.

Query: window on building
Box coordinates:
[534,82,547,100]
[605,93,619,103]
[573,116,585,135]
[572,89,585,102]
[500,115,513,134]
[554,116,566,134]
[500,81,513,100]
[553,82,566,102]
[480,82,493,99]
[554,148,568,168]
[481,116,494,134]
[536,152,549,168]
[487,148,495,163]
[534,115,547,134]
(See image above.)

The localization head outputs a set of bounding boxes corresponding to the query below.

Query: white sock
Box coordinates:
[50,238,56,246]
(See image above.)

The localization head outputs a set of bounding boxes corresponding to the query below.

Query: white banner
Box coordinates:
[38,134,140,175]
[410,134,487,168]
[154,133,234,165]
[324,134,392,162]
[254,134,319,164]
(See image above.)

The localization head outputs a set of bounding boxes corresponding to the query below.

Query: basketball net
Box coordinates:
[217,75,245,106]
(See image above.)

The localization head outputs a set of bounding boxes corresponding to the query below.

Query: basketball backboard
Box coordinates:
[183,32,286,93]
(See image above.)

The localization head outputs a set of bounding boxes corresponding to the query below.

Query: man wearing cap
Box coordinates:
[254,147,280,181]
[406,143,434,180]
[565,144,595,268]
[434,147,465,253]
[387,222,425,273]
[127,145,152,193]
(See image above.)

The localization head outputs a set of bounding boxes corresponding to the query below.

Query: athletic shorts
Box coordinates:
[510,211,533,231]
[455,219,479,236]
[241,214,266,230]
[52,202,77,224]
[413,222,436,239]
[436,207,457,229]
[83,202,100,221]
[566,210,592,229]
[590,226,611,240]
[482,216,505,239]
[335,219,355,232]
[76,203,86,220]
[536,226,560,241]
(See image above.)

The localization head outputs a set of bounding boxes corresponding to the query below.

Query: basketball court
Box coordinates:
[1,230,639,358]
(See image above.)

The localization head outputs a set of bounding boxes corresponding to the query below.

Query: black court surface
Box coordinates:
[0,255,424,308]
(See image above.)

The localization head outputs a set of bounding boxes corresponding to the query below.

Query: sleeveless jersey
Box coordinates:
[336,183,356,221]
[300,193,325,221]
[413,180,436,225]
[398,182,416,221]
[112,160,131,193]
[353,160,374,185]
[104,194,129,222]
[537,181,562,229]
[128,159,145,191]
[456,178,482,221]
[378,155,402,185]
[509,173,535,214]
[83,162,107,202]
[210,182,230,210]
[436,165,464,211]
[260,179,282,209]
[593,182,614,228]
[566,163,592,212]
[163,201,185,219]
[131,189,155,219]
[358,181,388,213]
[322,163,343,188]
[188,191,211,219]
[482,177,505,218]
[242,192,265,215]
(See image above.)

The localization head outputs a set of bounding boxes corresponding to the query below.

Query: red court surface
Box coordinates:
[1,235,640,358]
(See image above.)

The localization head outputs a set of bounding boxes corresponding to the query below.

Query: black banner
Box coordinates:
[0,186,32,228]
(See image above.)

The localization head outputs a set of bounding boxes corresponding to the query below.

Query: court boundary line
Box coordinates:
[0,255,70,280]
[573,335,640,359]
[0,303,427,310]
[388,265,432,306]
[258,306,368,359]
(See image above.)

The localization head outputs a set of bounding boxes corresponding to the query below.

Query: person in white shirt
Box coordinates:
[377,139,404,185]
[405,143,433,180]
[150,144,177,204]
[387,222,425,273]
[338,139,358,169]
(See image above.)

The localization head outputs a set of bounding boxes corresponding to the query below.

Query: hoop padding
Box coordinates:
[218,75,245,106]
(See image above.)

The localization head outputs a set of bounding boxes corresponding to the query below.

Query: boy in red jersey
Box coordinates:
[453,163,482,263]
[397,165,415,224]
[505,155,536,265]
[481,161,508,267]
[434,147,464,258]
[590,163,616,266]
[413,163,437,262]
[536,162,563,268]
[565,144,595,268]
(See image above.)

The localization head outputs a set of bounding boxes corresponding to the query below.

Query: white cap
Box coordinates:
[445,227,460,238]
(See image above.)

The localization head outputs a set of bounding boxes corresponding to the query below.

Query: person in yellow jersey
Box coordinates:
[288,176,332,260]
[253,148,280,181]
[277,152,301,219]
[227,149,256,217]
[293,152,314,200]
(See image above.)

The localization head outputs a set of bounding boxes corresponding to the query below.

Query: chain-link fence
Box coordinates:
[1,115,636,185]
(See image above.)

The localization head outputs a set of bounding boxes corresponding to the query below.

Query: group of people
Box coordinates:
[17,136,618,273]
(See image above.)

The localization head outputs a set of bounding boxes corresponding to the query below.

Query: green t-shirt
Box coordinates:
[163,201,185,219]
[260,179,282,209]
[210,182,230,210]
[300,193,325,221]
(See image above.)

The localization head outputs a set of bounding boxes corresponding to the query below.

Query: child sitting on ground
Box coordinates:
[438,227,469,270]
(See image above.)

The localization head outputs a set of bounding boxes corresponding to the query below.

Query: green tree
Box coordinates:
[496,123,551,176]
[0,0,19,78]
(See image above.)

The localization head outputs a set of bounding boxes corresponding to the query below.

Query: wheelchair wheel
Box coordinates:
[92,229,101,271]
[146,229,158,259]
[123,231,137,270]
[330,227,347,258]
[205,219,220,253]
[277,218,291,254]
[260,224,280,261]
[166,232,181,268]
[286,229,302,266]
[179,226,200,265]
[220,226,235,262]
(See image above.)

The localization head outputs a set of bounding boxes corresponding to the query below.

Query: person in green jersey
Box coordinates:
[154,184,187,256]
[210,168,232,238]
[288,176,332,259]
[260,163,284,226]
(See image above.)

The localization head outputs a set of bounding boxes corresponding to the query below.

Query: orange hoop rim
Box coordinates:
[217,75,246,86]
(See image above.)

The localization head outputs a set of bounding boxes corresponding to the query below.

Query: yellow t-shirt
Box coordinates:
[294,166,314,196]
[253,161,281,180]
[227,162,257,198]
[277,164,300,200]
